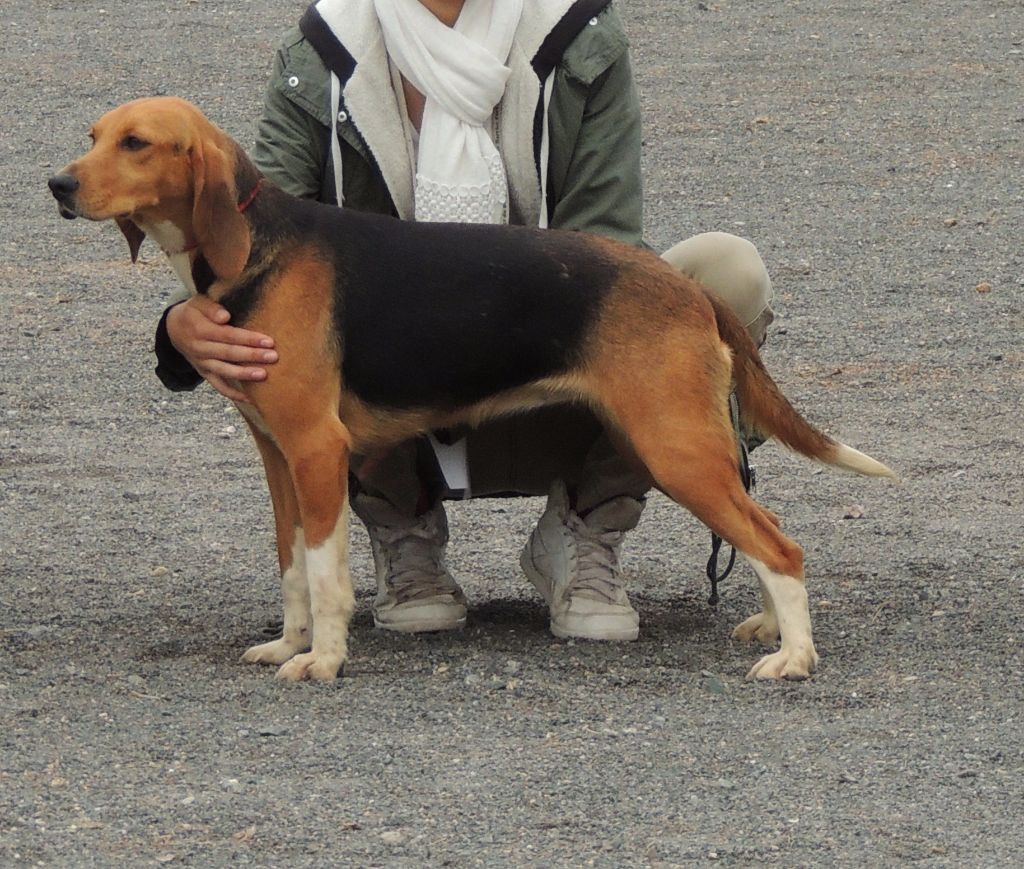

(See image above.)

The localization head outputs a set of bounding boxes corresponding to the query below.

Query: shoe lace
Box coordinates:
[564,513,627,603]
[374,524,455,603]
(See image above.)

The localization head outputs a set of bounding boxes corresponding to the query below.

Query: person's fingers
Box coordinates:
[201,359,271,402]
[204,371,253,403]
[197,358,268,382]
[185,312,274,350]
[165,298,277,399]
[169,299,275,351]
[187,294,232,324]
[206,324,276,350]
[192,341,278,365]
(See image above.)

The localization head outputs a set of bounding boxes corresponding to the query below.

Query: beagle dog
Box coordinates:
[48,97,893,683]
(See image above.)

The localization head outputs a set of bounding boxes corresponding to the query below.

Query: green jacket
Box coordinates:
[252,0,643,243]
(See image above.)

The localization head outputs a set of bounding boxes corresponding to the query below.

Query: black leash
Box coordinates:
[706,392,755,606]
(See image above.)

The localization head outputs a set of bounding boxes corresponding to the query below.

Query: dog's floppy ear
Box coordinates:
[116,217,146,263]
[190,138,251,281]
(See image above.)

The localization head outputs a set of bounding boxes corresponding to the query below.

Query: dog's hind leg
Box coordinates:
[640,428,817,679]
[239,422,312,667]
[738,556,817,680]
[271,418,356,683]
[731,577,780,646]
[595,342,817,679]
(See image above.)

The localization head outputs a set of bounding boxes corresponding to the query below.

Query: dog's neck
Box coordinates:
[145,143,264,298]
[145,219,194,253]
[134,216,199,293]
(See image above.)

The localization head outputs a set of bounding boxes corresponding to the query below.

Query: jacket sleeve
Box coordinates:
[545,23,644,246]
[153,303,204,392]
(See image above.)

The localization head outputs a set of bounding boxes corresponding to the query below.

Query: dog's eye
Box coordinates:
[121,135,149,152]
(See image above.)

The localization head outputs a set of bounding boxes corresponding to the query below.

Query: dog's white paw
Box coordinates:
[731,611,780,645]
[275,651,344,682]
[241,637,308,666]
[745,646,819,681]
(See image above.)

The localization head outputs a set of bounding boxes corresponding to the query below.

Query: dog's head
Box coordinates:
[48,96,251,281]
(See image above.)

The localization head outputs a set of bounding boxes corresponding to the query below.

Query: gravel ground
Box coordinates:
[2,1,1022,866]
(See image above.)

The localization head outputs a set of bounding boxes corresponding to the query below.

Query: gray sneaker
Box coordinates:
[353,495,467,633]
[520,481,643,641]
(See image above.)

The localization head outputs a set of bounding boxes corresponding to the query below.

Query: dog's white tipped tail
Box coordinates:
[826,443,897,479]
[707,294,897,482]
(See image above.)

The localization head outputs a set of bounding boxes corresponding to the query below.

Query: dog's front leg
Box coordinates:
[274,421,355,682]
[240,422,312,667]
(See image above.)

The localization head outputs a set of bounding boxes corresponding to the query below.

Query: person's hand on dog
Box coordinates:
[166,295,277,402]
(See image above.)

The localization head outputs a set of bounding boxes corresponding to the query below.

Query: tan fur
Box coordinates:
[52,98,895,682]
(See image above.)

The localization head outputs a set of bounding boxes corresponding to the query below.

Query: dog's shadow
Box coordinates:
[217,583,759,682]
[245,592,734,641]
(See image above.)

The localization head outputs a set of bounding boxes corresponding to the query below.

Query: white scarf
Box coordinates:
[373,0,523,224]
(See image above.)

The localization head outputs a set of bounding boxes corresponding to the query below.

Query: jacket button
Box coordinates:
[338,110,348,123]
[287,75,299,87]
[589,17,598,25]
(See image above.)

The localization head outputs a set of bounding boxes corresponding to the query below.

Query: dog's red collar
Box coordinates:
[237,177,264,214]
[161,179,263,256]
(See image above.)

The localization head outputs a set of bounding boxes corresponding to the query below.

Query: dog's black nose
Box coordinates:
[48,173,79,201]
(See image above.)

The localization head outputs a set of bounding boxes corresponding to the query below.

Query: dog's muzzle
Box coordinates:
[47,174,80,219]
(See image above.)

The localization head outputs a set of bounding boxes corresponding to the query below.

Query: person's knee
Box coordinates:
[661,231,774,339]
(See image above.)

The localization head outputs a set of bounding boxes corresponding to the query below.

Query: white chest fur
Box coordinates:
[138,219,197,294]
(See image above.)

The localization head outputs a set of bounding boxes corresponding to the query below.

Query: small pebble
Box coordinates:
[257,726,288,737]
